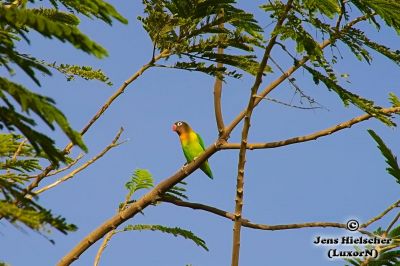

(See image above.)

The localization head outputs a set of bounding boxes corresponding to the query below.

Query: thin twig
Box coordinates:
[33,128,124,195]
[36,153,84,178]
[254,95,323,110]
[269,55,322,109]
[361,199,400,229]
[220,107,400,150]
[161,198,376,236]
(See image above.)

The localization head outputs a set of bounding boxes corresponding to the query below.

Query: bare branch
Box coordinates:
[161,198,375,236]
[33,128,124,195]
[214,9,225,137]
[43,154,85,178]
[57,144,218,266]
[220,107,400,150]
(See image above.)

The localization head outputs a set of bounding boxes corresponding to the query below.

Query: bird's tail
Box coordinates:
[201,161,213,179]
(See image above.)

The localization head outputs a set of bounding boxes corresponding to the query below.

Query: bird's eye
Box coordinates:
[177,122,182,126]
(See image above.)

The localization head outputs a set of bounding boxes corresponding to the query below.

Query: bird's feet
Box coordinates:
[181,163,189,175]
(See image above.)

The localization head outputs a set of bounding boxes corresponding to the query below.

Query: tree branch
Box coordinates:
[161,198,382,237]
[231,1,293,265]
[220,107,400,150]
[214,9,225,137]
[57,144,218,266]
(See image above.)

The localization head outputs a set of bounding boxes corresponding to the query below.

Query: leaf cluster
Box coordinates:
[0,134,77,235]
[139,0,265,79]
[0,0,126,165]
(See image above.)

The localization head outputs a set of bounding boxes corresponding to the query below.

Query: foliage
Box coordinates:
[368,130,400,184]
[0,134,77,234]
[125,169,155,196]
[0,0,126,165]
[46,63,113,85]
[164,181,189,200]
[139,0,266,79]
[121,224,209,251]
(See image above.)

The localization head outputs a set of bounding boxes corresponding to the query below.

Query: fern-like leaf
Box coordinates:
[121,224,208,251]
[368,129,400,184]
[125,169,154,195]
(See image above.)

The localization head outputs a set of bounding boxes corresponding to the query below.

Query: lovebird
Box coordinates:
[172,121,213,179]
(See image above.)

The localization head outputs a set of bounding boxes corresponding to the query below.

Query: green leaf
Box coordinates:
[368,129,400,184]
[125,169,154,195]
[389,93,400,107]
[121,224,208,251]
[165,181,189,200]
[50,0,128,25]
[302,0,340,19]
[388,225,400,238]
[351,0,400,33]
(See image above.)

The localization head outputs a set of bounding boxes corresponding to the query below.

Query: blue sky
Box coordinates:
[2,1,400,265]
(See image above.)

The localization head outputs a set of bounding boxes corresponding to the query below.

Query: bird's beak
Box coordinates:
[172,124,177,132]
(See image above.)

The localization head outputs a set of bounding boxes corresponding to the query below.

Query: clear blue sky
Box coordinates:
[2,1,400,265]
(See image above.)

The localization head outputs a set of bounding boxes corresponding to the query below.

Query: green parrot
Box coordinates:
[172,121,213,179]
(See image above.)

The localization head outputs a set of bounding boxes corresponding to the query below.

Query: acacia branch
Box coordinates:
[161,198,386,237]
[220,107,400,150]
[57,144,218,266]
[231,1,293,265]
[33,128,124,196]
[214,9,225,137]
[24,50,170,196]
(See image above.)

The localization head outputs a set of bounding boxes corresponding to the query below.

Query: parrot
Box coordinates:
[172,121,213,179]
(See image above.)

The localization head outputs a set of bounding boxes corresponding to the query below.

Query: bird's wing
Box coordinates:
[196,133,206,150]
